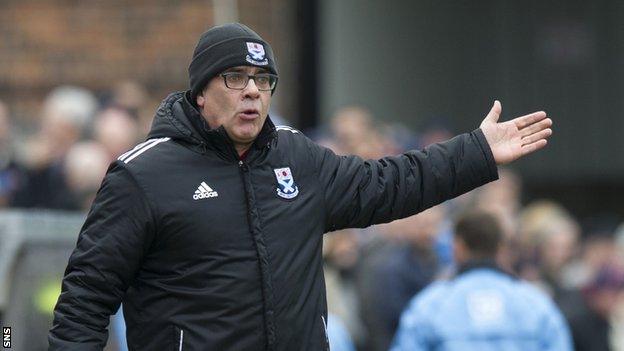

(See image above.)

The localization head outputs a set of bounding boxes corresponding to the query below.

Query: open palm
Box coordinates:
[480,100,553,165]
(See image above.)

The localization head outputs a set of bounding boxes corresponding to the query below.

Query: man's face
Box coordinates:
[196,66,272,149]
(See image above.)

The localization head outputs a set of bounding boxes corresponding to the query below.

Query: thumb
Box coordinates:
[484,100,502,123]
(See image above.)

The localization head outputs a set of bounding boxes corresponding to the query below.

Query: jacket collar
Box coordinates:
[456,259,516,279]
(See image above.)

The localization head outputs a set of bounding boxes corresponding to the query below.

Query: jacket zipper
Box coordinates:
[178,329,184,351]
[238,157,276,349]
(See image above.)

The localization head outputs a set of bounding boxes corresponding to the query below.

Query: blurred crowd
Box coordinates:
[1,86,624,350]
[316,107,624,351]
[0,83,156,211]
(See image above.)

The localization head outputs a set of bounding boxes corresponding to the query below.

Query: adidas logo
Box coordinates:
[193,182,219,200]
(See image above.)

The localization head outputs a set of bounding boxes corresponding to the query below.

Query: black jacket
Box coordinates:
[49,91,498,350]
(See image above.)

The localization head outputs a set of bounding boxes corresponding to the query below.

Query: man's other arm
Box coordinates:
[48,163,157,350]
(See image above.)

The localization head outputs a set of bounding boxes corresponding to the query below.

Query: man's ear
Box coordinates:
[196,93,205,108]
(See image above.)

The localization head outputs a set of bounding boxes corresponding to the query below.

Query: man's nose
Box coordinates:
[243,78,261,98]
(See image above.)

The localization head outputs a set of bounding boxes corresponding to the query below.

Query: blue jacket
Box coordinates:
[391,264,573,351]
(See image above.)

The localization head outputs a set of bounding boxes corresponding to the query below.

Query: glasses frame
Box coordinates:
[220,72,278,91]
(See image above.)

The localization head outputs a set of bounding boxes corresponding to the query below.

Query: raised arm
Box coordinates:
[310,101,552,232]
[305,128,498,232]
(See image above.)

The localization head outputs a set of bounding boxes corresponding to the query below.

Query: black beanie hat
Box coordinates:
[188,23,278,103]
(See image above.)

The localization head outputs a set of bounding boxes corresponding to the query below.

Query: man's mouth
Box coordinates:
[239,109,260,120]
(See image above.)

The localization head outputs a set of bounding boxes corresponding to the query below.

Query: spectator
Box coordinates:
[63,141,110,210]
[391,209,573,351]
[566,263,624,351]
[33,85,97,162]
[517,200,580,295]
[323,229,365,347]
[93,107,141,161]
[108,80,148,119]
[328,106,395,159]
[11,86,98,209]
[107,80,156,137]
[472,168,523,272]
[612,223,624,350]
[415,118,455,149]
[0,101,23,207]
[363,206,444,351]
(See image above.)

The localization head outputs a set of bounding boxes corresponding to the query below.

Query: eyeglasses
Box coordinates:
[220,72,278,91]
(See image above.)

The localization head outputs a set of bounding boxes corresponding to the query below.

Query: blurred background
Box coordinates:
[0,0,622,350]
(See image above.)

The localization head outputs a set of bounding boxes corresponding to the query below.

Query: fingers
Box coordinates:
[483,100,502,123]
[520,118,552,137]
[521,139,548,156]
[522,128,552,146]
[513,111,547,129]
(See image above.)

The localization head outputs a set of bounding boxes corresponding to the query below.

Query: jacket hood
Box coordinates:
[147,91,277,155]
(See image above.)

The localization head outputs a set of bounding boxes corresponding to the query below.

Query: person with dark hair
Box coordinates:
[49,23,553,350]
[565,263,624,351]
[391,210,573,351]
[454,210,502,258]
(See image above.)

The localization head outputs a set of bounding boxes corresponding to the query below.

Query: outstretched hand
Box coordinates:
[480,100,552,165]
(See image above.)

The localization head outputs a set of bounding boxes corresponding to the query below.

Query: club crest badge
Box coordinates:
[246,42,269,65]
[274,167,299,199]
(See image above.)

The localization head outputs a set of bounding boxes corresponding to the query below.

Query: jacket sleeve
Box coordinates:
[48,162,157,350]
[307,128,498,232]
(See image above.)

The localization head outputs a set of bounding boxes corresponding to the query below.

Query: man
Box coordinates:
[565,262,624,351]
[0,101,22,207]
[391,210,572,351]
[12,86,98,210]
[49,23,552,350]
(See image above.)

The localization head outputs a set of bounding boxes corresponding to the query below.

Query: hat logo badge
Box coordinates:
[246,42,269,65]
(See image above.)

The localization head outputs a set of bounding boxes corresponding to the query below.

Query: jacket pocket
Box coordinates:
[321,315,330,351]
[172,325,184,351]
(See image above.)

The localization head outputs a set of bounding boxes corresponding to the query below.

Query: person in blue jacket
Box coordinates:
[391,209,573,351]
